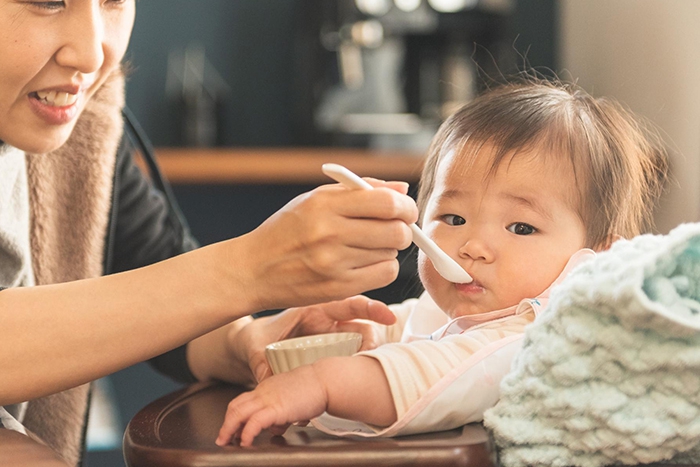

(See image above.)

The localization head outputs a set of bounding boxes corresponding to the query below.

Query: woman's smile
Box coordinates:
[28,88,82,125]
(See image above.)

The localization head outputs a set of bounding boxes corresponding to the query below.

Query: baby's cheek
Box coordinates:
[511,270,556,304]
[417,252,442,296]
[416,251,431,283]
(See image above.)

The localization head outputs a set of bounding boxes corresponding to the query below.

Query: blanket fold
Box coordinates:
[484,222,700,467]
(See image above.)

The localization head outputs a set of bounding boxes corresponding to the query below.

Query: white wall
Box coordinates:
[560,0,700,234]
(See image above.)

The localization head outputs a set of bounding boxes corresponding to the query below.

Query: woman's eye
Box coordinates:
[30,1,64,10]
[507,223,536,235]
[442,215,466,226]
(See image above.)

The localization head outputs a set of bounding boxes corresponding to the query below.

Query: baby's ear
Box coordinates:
[594,234,622,252]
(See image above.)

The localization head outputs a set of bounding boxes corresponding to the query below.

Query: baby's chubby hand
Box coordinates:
[216,364,328,447]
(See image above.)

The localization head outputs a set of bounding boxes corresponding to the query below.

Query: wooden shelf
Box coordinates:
[145,147,426,184]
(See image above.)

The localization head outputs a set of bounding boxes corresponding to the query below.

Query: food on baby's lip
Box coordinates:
[265,332,362,375]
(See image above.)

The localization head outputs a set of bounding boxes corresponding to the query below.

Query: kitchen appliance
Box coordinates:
[291,0,516,151]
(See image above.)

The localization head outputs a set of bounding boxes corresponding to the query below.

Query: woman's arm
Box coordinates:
[0,181,417,405]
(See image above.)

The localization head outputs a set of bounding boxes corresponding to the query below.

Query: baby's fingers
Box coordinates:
[239,407,285,446]
[268,422,292,436]
[216,394,258,446]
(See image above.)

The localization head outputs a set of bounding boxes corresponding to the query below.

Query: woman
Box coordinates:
[0,1,417,465]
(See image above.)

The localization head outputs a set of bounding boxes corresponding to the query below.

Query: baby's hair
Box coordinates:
[416,77,669,248]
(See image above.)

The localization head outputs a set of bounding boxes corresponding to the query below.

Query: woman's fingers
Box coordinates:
[239,311,303,383]
[237,181,418,310]
[338,259,402,293]
[333,320,383,350]
[253,359,273,383]
[241,297,395,382]
[300,245,401,275]
[361,178,410,194]
[297,295,396,349]
[304,218,413,252]
[321,183,417,224]
[315,295,396,325]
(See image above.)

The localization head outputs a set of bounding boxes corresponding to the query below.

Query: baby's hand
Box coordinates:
[215,365,328,447]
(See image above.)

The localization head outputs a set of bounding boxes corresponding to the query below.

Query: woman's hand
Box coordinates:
[188,179,415,387]
[187,295,397,385]
[237,295,397,383]
[226,180,417,313]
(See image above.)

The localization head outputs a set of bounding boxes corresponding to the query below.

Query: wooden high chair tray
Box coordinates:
[123,381,496,467]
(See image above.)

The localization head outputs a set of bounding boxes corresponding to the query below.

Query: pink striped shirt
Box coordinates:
[312,249,595,437]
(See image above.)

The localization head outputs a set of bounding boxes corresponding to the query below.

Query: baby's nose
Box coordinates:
[458,238,494,263]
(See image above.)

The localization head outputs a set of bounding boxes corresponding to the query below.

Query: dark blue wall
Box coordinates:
[124,0,557,148]
[125,0,297,146]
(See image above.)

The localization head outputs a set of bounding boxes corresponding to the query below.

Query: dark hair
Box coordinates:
[416,79,669,248]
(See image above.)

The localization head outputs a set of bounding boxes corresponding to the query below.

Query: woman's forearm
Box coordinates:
[186,316,256,386]
[0,241,250,405]
[0,182,417,405]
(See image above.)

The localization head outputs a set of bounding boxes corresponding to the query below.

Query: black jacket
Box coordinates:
[105,109,199,383]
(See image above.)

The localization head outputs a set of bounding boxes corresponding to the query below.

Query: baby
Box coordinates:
[216,79,668,446]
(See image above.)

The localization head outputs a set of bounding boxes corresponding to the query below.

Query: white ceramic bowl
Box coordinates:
[265,332,363,375]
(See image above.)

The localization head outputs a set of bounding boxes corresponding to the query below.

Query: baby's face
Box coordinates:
[418,146,587,319]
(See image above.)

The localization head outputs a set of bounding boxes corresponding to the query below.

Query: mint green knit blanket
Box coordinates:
[484,223,700,467]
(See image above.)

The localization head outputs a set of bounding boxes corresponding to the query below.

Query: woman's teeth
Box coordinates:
[35,91,78,107]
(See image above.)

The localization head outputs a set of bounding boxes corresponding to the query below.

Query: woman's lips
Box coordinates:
[28,91,80,125]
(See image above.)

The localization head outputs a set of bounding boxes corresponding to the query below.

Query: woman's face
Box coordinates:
[0,0,135,153]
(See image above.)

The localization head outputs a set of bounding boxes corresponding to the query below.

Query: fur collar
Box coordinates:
[22,68,125,467]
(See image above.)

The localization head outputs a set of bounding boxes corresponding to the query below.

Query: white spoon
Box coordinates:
[322,163,473,284]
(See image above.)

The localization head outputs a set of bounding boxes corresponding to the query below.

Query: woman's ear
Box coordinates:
[594,234,622,252]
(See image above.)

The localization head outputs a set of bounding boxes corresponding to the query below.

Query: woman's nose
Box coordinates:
[55,7,105,74]
[458,237,494,263]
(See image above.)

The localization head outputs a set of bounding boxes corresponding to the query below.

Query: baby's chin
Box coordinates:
[445,304,494,319]
[446,299,522,319]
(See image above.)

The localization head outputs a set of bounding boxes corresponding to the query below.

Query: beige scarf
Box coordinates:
[22,69,125,467]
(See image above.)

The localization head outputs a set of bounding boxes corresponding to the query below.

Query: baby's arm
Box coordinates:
[216,355,396,446]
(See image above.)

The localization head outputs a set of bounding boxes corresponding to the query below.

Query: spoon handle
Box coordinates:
[321,163,374,191]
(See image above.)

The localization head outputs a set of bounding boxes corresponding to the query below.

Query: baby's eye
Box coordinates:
[506,222,536,235]
[442,214,466,226]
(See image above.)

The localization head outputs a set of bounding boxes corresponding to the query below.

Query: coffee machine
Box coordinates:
[290,0,516,151]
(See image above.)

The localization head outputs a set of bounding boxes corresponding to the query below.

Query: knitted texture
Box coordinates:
[483,223,700,467]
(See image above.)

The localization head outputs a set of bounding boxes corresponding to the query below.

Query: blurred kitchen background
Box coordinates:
[126,0,555,149]
[87,1,700,465]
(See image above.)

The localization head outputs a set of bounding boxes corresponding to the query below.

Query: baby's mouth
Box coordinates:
[455,279,485,293]
[31,91,78,107]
